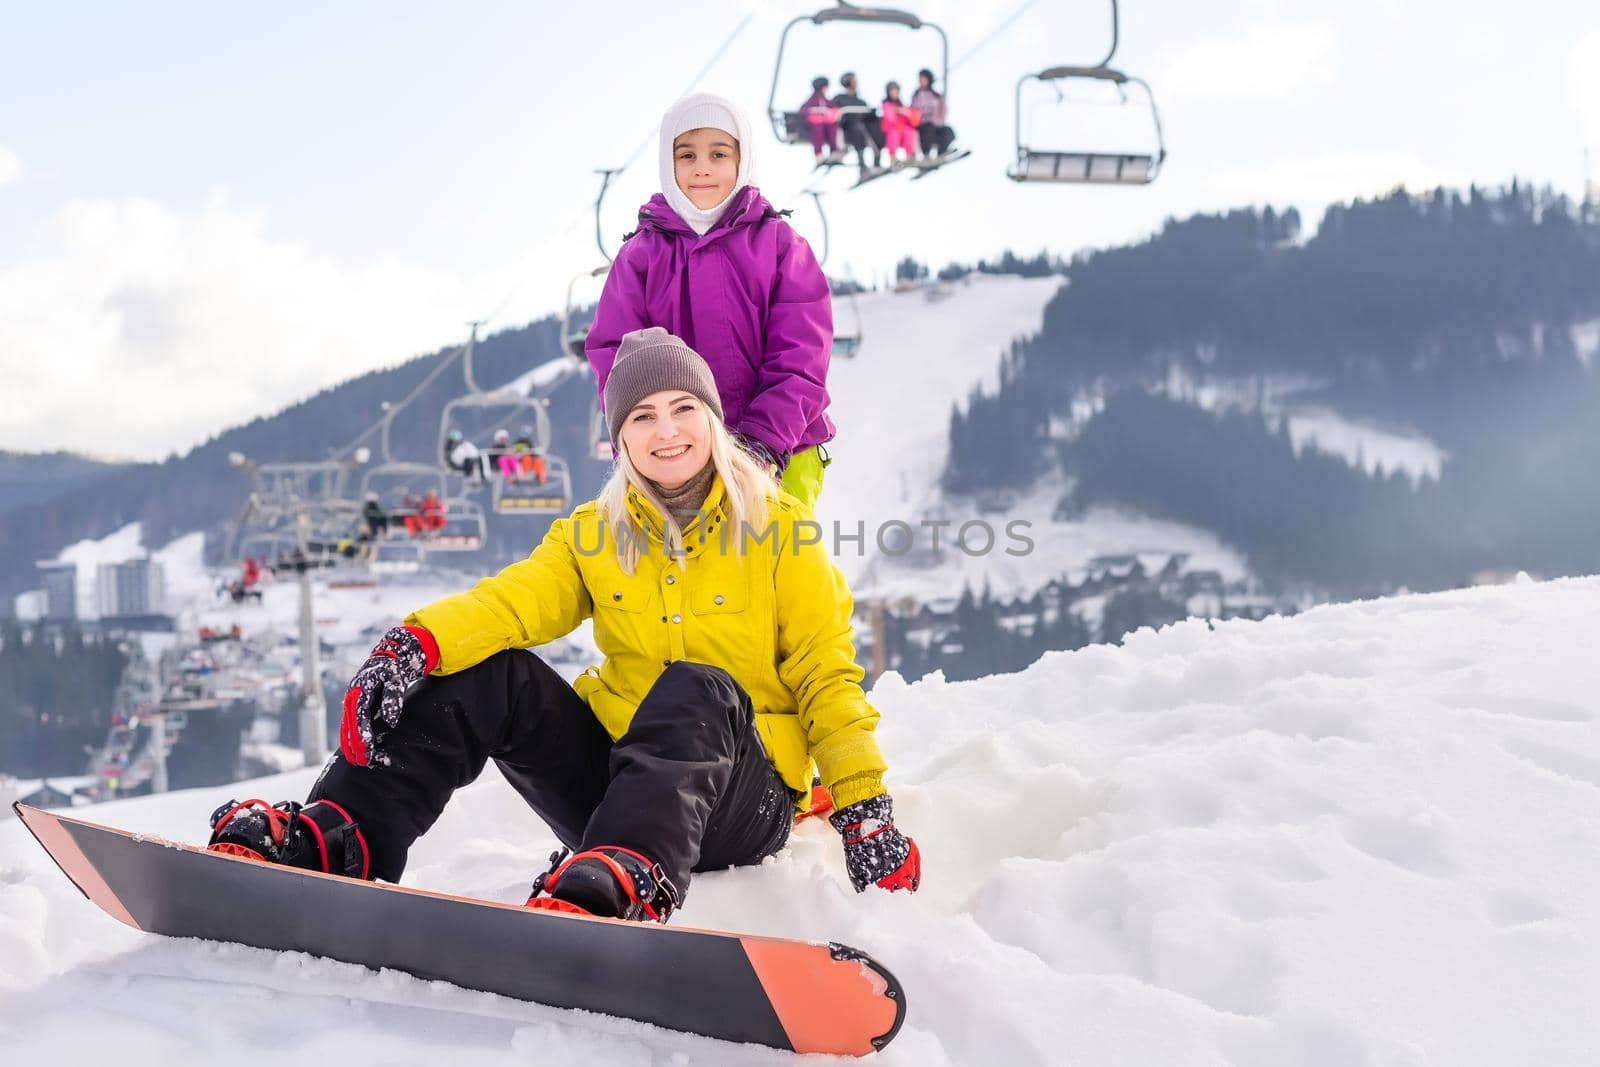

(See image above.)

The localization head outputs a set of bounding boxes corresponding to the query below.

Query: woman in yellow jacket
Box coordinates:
[206,327,919,923]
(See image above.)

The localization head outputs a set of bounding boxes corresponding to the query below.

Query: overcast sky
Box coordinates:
[3,0,1598,461]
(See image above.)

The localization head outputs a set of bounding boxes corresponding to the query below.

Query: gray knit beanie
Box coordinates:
[604,327,724,444]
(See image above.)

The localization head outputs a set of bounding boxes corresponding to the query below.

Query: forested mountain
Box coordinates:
[0,452,133,518]
[947,183,1600,595]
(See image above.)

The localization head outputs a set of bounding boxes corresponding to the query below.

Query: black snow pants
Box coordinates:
[918,123,956,157]
[310,652,793,900]
[840,115,884,166]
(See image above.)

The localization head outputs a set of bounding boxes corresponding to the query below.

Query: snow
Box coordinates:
[816,275,1249,602]
[151,531,211,614]
[854,470,1250,605]
[1163,368,1448,485]
[502,352,588,398]
[1573,318,1600,370]
[819,275,1062,591]
[1282,407,1446,484]
[5,575,1600,1063]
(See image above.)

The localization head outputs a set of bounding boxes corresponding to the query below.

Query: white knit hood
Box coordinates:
[659,92,756,236]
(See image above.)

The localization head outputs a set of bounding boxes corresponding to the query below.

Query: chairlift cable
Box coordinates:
[330,330,475,462]
[950,0,1048,73]
[612,12,757,178]
[475,12,754,328]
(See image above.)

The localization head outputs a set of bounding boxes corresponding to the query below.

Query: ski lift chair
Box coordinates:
[359,462,448,534]
[591,403,614,461]
[1007,65,1166,185]
[427,498,488,551]
[767,4,949,145]
[237,531,297,569]
[563,266,610,361]
[832,285,864,359]
[438,391,553,488]
[370,540,425,575]
[805,191,865,359]
[493,454,572,513]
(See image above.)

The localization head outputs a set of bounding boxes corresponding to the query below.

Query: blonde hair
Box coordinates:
[597,402,775,574]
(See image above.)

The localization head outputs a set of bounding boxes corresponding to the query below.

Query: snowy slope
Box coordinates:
[816,275,1255,605]
[818,275,1060,589]
[5,576,1600,1064]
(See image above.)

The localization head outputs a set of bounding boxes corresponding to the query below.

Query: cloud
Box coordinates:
[0,146,19,188]
[1572,31,1600,146]
[1157,22,1342,100]
[0,195,480,460]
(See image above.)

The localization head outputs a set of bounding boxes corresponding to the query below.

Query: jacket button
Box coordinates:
[671,613,682,623]
[665,574,675,585]
[662,659,671,667]
[713,595,724,605]
[660,616,667,623]
[612,592,622,601]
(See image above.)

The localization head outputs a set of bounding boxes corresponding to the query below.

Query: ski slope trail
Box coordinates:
[4,575,1599,1064]
[816,274,1063,586]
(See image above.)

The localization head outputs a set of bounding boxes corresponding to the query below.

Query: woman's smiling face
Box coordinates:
[620,389,711,489]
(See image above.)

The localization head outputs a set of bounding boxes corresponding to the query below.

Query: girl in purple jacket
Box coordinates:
[585,93,835,509]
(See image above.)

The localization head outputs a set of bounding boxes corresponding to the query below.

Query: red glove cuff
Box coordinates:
[404,625,440,674]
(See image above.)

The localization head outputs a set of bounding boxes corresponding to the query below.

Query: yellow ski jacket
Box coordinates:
[405,476,886,801]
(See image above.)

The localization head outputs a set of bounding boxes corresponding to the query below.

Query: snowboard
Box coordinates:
[14,802,906,1056]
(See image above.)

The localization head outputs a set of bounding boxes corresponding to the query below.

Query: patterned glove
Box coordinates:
[829,793,921,893]
[338,625,437,767]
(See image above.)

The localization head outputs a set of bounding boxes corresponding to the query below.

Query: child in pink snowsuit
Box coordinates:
[492,429,520,480]
[880,82,920,163]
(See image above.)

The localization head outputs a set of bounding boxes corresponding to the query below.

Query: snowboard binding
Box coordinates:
[527,845,679,923]
[207,798,370,880]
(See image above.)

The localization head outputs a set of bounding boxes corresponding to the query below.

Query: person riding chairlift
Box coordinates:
[445,429,485,482]
[492,429,523,481]
[880,81,920,166]
[832,72,882,170]
[910,68,956,159]
[404,490,447,537]
[513,426,549,486]
[361,492,389,541]
[800,76,841,161]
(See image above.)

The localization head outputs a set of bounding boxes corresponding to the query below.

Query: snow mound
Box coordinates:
[4,575,1599,1063]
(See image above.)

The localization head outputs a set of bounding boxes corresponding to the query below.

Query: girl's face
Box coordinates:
[886,84,901,102]
[673,128,740,210]
[621,389,712,490]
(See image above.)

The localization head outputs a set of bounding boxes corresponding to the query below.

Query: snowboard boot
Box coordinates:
[207,798,370,880]
[526,846,679,923]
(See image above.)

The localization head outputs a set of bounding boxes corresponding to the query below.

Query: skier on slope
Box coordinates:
[585,93,836,510]
[206,328,919,922]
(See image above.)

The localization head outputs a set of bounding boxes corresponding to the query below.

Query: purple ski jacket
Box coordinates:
[585,186,835,459]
